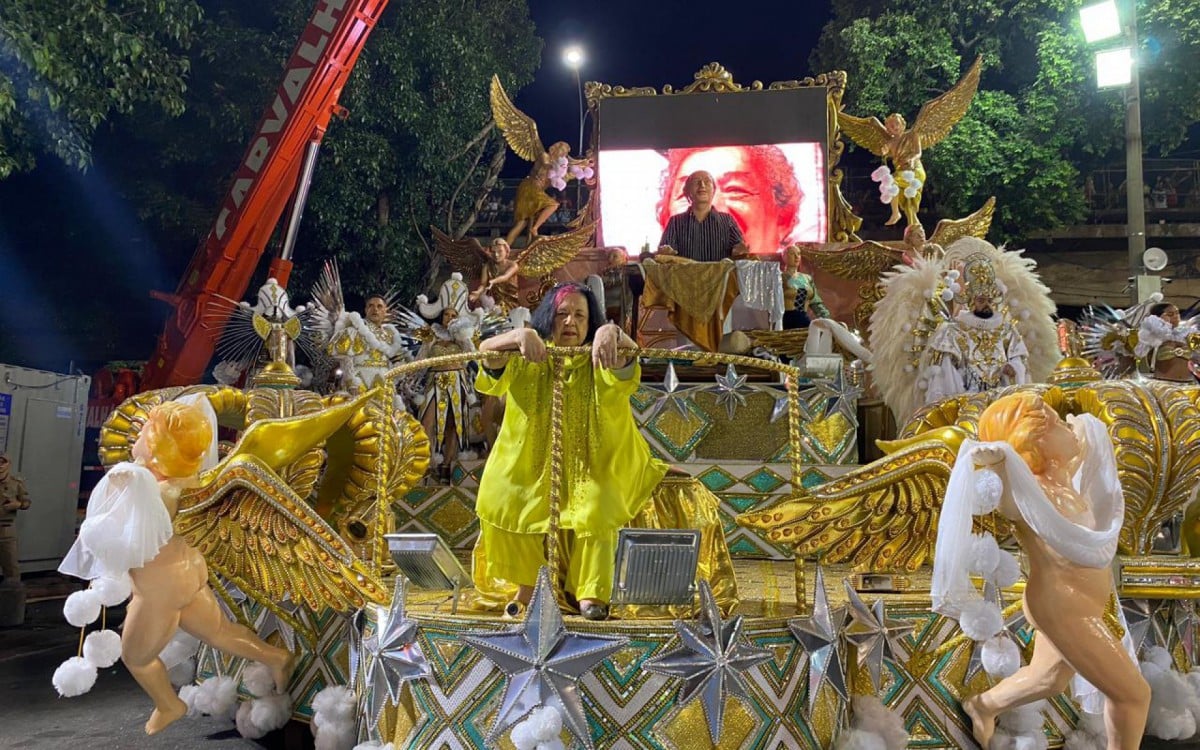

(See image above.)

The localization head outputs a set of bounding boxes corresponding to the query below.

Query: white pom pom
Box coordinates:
[994,550,1021,587]
[941,288,955,302]
[537,740,566,750]
[64,589,102,627]
[970,534,1000,577]
[312,685,356,722]
[511,720,537,750]
[904,364,915,373]
[973,469,1003,515]
[1146,646,1173,671]
[946,270,960,280]
[83,629,122,668]
[901,323,913,333]
[236,701,261,740]
[250,695,291,728]
[1020,309,1031,319]
[530,706,563,740]
[53,656,98,697]
[982,635,1021,677]
[917,379,928,390]
[90,574,132,607]
[241,662,276,698]
[960,599,1004,641]
[184,675,238,720]
[312,685,357,750]
[168,658,196,688]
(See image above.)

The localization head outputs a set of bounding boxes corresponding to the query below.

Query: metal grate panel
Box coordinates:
[612,529,701,605]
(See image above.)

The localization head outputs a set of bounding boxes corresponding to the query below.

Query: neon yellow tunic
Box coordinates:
[475,354,668,538]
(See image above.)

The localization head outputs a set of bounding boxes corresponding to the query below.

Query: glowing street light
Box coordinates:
[1095,47,1133,88]
[563,46,584,69]
[1080,1,1121,43]
[562,45,586,158]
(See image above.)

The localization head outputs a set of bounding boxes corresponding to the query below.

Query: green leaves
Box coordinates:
[816,0,1200,241]
[0,0,201,177]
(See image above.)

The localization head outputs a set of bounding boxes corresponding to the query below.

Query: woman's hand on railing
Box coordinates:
[516,327,547,363]
[592,323,635,370]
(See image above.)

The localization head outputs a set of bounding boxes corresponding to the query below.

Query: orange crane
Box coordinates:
[140,0,390,388]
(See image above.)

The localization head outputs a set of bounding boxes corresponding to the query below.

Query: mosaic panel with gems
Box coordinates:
[397,461,852,559]
[195,563,1200,749]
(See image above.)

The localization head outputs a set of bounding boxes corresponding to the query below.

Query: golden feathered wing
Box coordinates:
[739,440,962,572]
[174,391,390,612]
[175,455,388,612]
[912,55,983,148]
[431,226,488,281]
[836,112,891,157]
[490,74,544,162]
[515,220,598,277]
[802,241,903,281]
[929,197,996,247]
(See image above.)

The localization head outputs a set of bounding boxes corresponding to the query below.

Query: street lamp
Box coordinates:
[1080,0,1146,304]
[562,45,586,156]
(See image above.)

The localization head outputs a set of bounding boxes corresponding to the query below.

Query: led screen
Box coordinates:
[599,143,827,254]
[596,86,829,253]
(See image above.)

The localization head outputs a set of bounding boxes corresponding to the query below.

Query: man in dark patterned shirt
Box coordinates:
[657,171,750,262]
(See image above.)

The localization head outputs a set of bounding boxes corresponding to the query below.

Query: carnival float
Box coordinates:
[49,4,1200,748]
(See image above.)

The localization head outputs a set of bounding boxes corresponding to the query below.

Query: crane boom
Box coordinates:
[141,0,390,388]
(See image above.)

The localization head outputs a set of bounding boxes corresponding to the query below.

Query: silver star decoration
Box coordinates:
[1123,598,1167,654]
[361,578,431,729]
[215,577,248,622]
[808,368,862,426]
[842,581,916,691]
[645,580,773,743]
[461,568,627,750]
[1174,601,1198,666]
[711,364,751,420]
[787,566,848,711]
[655,360,691,418]
[257,594,303,652]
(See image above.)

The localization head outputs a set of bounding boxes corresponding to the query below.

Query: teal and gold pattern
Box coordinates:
[398,460,852,560]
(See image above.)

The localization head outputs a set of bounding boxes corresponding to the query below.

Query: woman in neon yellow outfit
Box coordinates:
[475,282,668,620]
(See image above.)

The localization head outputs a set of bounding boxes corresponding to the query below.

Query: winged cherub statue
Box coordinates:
[838,56,982,227]
[430,224,596,313]
[490,75,594,244]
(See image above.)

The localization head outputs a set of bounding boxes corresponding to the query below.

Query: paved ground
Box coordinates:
[2,573,1199,749]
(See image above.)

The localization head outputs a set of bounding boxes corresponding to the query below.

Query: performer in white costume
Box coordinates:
[923,253,1029,403]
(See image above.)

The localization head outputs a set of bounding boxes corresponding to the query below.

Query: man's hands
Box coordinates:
[656,245,677,256]
[2,499,21,512]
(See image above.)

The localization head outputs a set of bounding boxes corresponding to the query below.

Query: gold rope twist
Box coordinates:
[546,355,565,575]
[373,384,392,575]
[786,372,803,486]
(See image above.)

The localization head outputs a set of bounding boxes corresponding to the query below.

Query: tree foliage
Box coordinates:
[292,0,541,302]
[813,0,1200,241]
[0,0,203,178]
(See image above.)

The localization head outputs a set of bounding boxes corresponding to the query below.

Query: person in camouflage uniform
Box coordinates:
[0,454,30,582]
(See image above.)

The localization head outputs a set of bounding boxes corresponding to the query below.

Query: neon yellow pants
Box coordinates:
[479,520,617,602]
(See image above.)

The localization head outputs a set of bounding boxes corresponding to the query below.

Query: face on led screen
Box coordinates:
[599,142,826,255]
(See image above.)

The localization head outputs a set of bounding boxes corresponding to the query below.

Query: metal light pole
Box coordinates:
[1081,0,1146,304]
[563,45,586,219]
[1123,6,1147,304]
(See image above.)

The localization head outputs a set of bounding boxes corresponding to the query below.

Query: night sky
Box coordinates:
[513,0,832,175]
[0,0,833,374]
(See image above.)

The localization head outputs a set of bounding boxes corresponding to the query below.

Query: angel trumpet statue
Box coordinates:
[490,74,594,244]
[839,56,982,227]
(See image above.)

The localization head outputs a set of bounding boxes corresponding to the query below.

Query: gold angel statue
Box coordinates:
[490,75,595,243]
[738,374,1200,573]
[431,224,596,312]
[838,56,982,227]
